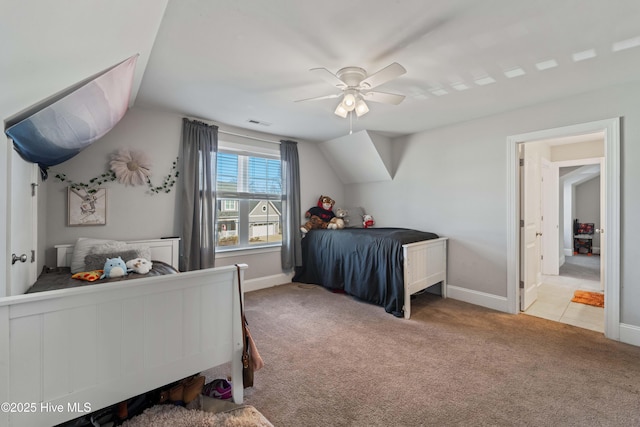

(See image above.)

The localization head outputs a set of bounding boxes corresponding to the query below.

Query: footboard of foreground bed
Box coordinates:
[0,264,246,427]
[403,237,448,319]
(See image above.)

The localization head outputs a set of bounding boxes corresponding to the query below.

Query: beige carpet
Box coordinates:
[205,283,640,427]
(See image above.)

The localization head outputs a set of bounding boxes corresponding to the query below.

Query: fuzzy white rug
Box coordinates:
[121,402,273,427]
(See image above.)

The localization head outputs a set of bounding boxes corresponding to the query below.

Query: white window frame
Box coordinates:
[216,141,282,252]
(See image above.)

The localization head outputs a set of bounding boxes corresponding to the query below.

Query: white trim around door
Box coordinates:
[506,117,620,341]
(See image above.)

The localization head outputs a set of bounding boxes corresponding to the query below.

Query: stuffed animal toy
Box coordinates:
[126,257,153,274]
[301,195,336,234]
[363,214,375,229]
[328,208,347,229]
[100,256,128,279]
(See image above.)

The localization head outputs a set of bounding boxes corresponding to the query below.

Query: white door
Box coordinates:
[521,145,542,311]
[9,148,37,296]
[541,158,559,275]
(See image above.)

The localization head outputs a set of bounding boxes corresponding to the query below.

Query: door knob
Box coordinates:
[535,232,543,237]
[12,253,27,265]
[596,228,604,234]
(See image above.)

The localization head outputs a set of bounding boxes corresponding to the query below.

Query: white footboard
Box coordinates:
[403,237,448,319]
[0,264,246,427]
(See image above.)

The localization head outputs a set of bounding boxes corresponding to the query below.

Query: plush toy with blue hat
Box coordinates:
[100,256,128,279]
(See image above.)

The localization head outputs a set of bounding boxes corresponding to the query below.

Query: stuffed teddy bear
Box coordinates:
[126,257,153,274]
[100,256,128,279]
[363,214,375,229]
[327,208,347,229]
[301,195,336,234]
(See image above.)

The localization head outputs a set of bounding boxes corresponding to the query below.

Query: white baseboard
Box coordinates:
[446,285,509,313]
[619,323,640,347]
[244,272,293,293]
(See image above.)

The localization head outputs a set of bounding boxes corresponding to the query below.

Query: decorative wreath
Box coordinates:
[54,151,178,195]
[110,148,152,186]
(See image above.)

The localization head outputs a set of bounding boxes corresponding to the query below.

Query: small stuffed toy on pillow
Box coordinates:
[328,208,347,229]
[363,214,375,229]
[100,257,128,279]
[126,258,153,275]
[301,195,337,234]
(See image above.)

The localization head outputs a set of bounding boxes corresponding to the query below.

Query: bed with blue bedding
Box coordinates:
[293,227,447,318]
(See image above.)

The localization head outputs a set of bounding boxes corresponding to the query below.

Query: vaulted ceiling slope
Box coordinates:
[5,1,640,143]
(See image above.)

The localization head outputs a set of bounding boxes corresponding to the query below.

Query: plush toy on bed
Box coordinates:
[327,208,347,229]
[126,257,153,274]
[301,195,336,234]
[100,256,128,279]
[363,214,375,229]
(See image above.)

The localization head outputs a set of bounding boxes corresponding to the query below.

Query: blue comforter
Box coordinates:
[293,228,439,317]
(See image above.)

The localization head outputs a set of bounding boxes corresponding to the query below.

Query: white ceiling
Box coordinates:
[5,1,640,143]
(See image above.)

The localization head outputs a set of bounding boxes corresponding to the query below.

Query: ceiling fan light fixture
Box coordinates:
[355,99,369,117]
[334,102,348,118]
[303,62,406,119]
[343,92,356,110]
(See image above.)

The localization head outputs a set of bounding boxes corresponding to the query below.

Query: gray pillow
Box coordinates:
[85,250,139,271]
[341,206,365,228]
[89,242,151,261]
[70,238,119,273]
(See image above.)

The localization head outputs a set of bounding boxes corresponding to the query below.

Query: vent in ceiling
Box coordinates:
[247,119,271,127]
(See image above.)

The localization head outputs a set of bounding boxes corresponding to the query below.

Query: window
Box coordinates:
[222,200,238,212]
[216,149,282,250]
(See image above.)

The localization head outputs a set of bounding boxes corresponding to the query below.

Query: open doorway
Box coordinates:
[524,149,604,332]
[506,117,620,340]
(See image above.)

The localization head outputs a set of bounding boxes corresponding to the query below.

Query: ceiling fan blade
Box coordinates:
[372,16,451,62]
[359,62,407,90]
[294,93,342,103]
[362,91,405,105]
[309,67,348,89]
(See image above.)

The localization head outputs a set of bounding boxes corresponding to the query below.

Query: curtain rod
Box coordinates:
[218,129,281,145]
[185,116,284,145]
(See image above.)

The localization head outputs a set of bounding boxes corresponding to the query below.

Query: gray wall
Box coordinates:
[43,107,344,280]
[344,79,640,327]
[13,74,640,332]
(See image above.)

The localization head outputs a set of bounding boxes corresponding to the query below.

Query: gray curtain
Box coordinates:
[280,140,302,270]
[180,118,218,271]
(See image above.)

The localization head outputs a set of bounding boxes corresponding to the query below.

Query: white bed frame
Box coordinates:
[0,238,247,427]
[402,237,448,319]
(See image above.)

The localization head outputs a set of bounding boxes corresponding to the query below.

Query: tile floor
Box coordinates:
[523,255,604,333]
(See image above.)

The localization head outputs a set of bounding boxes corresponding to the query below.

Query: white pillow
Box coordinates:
[88,241,127,253]
[70,238,120,273]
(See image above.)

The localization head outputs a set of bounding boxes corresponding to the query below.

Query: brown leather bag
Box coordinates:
[237,265,264,388]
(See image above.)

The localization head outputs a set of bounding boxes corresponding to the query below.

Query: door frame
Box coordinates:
[543,158,602,275]
[506,117,620,340]
[541,157,559,276]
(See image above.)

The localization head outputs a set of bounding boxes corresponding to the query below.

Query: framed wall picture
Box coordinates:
[68,187,107,226]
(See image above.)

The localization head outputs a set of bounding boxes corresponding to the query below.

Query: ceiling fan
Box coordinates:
[296,62,407,118]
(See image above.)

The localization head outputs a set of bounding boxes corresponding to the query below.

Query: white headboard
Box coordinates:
[54,238,180,270]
